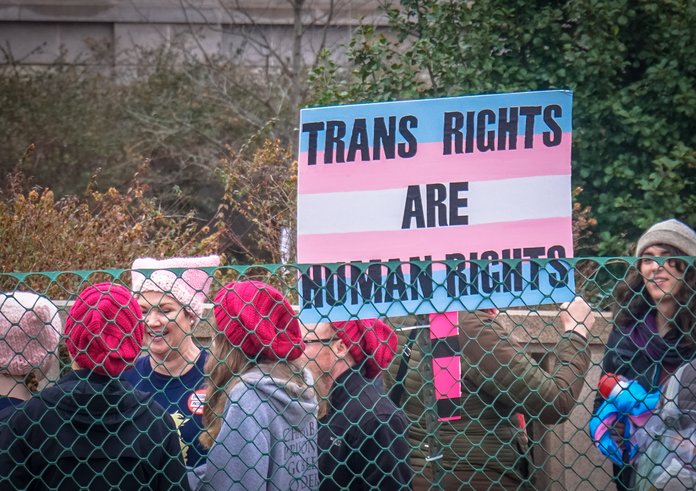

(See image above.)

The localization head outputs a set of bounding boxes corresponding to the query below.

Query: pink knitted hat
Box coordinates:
[65,282,144,377]
[214,281,304,361]
[131,255,220,318]
[0,292,62,377]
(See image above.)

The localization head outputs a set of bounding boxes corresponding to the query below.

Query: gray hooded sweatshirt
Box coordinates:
[190,366,319,490]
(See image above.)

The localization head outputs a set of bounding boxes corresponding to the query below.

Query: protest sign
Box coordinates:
[296,90,575,324]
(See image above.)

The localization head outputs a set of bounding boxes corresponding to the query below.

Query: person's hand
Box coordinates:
[559,297,594,339]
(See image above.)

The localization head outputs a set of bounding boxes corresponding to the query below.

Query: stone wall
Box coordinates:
[0,0,387,70]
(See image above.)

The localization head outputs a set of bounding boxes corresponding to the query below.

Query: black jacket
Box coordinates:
[318,366,411,490]
[595,321,692,413]
[0,369,189,490]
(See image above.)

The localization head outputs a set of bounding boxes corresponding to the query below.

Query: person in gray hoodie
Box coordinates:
[190,280,319,491]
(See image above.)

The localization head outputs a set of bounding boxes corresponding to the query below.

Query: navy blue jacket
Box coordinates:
[318,365,411,490]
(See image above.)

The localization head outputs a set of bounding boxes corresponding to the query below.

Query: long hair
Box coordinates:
[200,333,252,448]
[199,334,314,448]
[613,244,696,341]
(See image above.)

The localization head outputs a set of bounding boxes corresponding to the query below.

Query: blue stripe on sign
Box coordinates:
[299,90,572,152]
[297,260,576,323]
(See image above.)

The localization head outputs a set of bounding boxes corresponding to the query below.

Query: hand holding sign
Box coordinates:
[560,297,594,339]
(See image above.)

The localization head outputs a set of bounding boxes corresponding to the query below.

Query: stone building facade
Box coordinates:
[0,0,386,71]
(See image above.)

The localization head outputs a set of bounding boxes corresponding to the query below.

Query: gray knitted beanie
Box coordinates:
[635,219,696,257]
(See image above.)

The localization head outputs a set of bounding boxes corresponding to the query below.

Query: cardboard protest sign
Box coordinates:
[296,90,575,324]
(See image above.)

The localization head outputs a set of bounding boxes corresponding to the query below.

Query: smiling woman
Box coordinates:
[593,219,696,490]
[121,255,220,468]
[638,245,687,319]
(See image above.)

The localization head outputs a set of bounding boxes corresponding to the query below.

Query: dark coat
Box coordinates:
[318,365,411,490]
[593,316,693,413]
[0,369,189,491]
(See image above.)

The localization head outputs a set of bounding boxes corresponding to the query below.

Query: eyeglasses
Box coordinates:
[638,257,687,270]
[303,337,335,345]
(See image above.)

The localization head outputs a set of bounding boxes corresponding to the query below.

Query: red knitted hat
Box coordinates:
[65,283,144,376]
[214,281,304,361]
[331,319,397,379]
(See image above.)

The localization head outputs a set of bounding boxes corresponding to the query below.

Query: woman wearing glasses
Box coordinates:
[592,219,696,490]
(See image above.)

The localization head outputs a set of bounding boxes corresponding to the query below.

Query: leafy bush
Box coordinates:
[217,138,297,264]
[0,135,296,284]
[1,43,309,264]
[0,45,297,259]
[310,0,696,254]
[0,169,226,295]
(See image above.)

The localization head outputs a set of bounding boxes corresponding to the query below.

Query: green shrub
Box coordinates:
[309,0,696,253]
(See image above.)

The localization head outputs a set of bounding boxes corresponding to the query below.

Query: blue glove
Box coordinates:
[589,400,625,465]
[610,379,660,414]
[590,379,660,465]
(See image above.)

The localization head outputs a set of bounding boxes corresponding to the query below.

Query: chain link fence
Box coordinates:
[0,256,694,490]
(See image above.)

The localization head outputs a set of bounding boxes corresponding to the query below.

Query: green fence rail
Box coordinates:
[0,256,694,490]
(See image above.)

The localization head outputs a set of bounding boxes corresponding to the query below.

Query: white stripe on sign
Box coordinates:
[468,175,572,225]
[297,174,571,235]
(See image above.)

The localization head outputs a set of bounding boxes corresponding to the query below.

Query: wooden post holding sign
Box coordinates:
[295,90,575,422]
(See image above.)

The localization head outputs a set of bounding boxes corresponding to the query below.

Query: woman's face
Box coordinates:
[137,291,194,359]
[639,245,686,305]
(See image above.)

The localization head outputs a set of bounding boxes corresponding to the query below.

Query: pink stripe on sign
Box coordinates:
[430,311,458,339]
[298,134,571,195]
[432,355,461,400]
[297,217,572,263]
